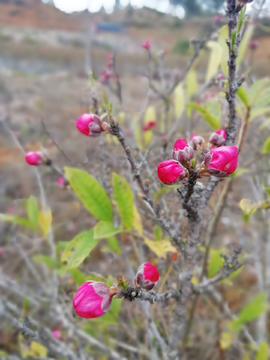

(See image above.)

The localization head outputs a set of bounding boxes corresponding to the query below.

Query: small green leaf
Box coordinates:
[26,196,39,228]
[250,108,270,122]
[237,24,254,65]
[69,268,86,286]
[186,68,198,98]
[228,168,249,178]
[154,184,180,202]
[263,137,270,154]
[32,255,57,269]
[231,30,237,51]
[208,249,224,278]
[218,25,229,76]
[112,173,134,230]
[154,226,163,241]
[105,236,121,254]
[94,221,122,239]
[61,230,99,268]
[237,6,246,33]
[0,214,33,229]
[231,293,266,331]
[187,103,220,130]
[237,87,249,109]
[264,187,270,197]
[65,167,113,222]
[255,342,269,360]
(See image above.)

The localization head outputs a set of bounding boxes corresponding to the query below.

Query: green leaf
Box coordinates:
[218,25,229,76]
[65,167,113,222]
[69,268,86,286]
[38,209,52,237]
[32,255,57,269]
[230,29,237,51]
[94,221,122,239]
[264,187,270,197]
[154,184,180,202]
[174,83,185,118]
[231,293,266,331]
[105,236,121,254]
[26,196,39,228]
[186,68,198,98]
[263,137,270,154]
[112,172,134,230]
[259,118,270,130]
[0,214,33,229]
[237,24,254,65]
[206,41,222,81]
[255,342,269,360]
[237,6,246,33]
[102,299,123,325]
[248,78,270,106]
[228,168,249,178]
[61,230,99,268]
[237,87,249,109]
[208,249,224,278]
[154,226,163,241]
[187,103,220,130]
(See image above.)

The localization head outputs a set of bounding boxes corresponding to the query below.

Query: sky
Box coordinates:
[46,0,185,18]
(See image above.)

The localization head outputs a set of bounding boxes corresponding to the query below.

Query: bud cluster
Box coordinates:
[73,263,159,319]
[157,130,238,184]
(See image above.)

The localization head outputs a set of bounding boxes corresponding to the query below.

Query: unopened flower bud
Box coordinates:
[52,329,61,340]
[209,128,227,147]
[190,134,205,150]
[142,41,150,50]
[76,114,103,137]
[249,40,259,50]
[143,120,156,132]
[25,151,43,166]
[203,146,238,177]
[73,281,116,319]
[172,139,194,163]
[157,160,187,185]
[136,263,159,291]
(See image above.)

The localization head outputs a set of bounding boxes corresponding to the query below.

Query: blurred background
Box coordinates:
[1,0,270,359]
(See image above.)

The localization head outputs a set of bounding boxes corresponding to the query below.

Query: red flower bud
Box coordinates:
[25,151,42,166]
[136,263,159,290]
[76,114,103,137]
[190,134,205,150]
[172,139,194,163]
[203,146,238,177]
[209,128,227,147]
[73,281,115,319]
[157,160,186,184]
[143,121,156,132]
[142,41,150,50]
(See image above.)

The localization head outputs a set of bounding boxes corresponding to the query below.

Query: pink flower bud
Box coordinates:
[212,14,221,22]
[76,114,103,137]
[157,160,186,184]
[172,139,194,163]
[0,248,4,256]
[25,151,42,166]
[108,61,113,68]
[203,146,238,177]
[190,134,205,150]
[136,263,159,290]
[57,177,65,188]
[249,40,259,50]
[143,121,156,132]
[142,41,150,50]
[209,128,227,147]
[73,281,114,319]
[52,329,61,340]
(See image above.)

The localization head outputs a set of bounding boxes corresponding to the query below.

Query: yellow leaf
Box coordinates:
[174,83,185,118]
[38,209,52,237]
[186,68,198,98]
[144,107,155,147]
[206,41,222,81]
[118,111,125,124]
[239,199,258,215]
[135,121,143,150]
[133,205,143,236]
[237,25,254,66]
[218,25,229,77]
[144,237,177,258]
[220,332,233,350]
[30,341,47,358]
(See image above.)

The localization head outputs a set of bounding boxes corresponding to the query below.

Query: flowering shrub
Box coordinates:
[1,2,270,360]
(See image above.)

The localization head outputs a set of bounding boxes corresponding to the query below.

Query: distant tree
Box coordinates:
[169,0,225,15]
